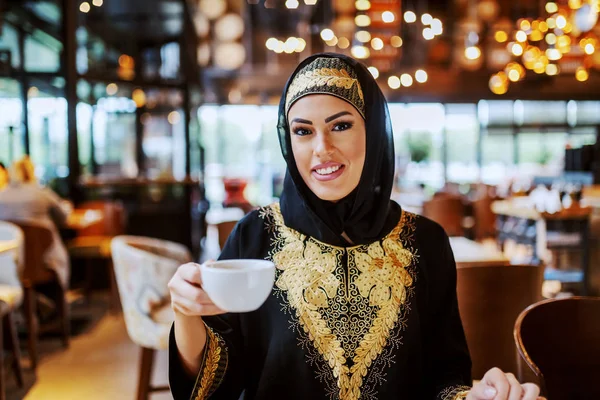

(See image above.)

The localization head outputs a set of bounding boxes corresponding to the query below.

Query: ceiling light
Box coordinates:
[421,13,433,25]
[356,30,371,42]
[382,11,395,23]
[415,69,428,83]
[351,45,370,59]
[371,37,384,50]
[390,36,403,47]
[355,15,371,26]
[285,0,299,9]
[338,37,350,49]
[367,66,379,79]
[355,0,371,11]
[404,11,417,23]
[388,75,401,89]
[320,29,334,41]
[400,73,413,87]
[465,46,481,60]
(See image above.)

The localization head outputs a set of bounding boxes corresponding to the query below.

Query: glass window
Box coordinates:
[0,78,24,164]
[0,24,21,68]
[25,29,62,72]
[446,103,479,184]
[28,91,68,182]
[390,103,445,190]
[94,96,137,177]
[481,129,514,184]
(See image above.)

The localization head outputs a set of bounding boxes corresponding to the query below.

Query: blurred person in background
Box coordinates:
[168,54,542,400]
[0,162,8,190]
[0,157,71,289]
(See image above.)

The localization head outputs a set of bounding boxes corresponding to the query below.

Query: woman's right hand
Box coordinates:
[168,262,225,317]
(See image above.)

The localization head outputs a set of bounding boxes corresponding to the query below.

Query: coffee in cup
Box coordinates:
[200,259,275,313]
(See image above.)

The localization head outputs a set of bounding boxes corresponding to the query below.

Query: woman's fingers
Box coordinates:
[169,262,225,316]
[520,383,540,400]
[505,373,522,400]
[482,367,510,399]
[467,383,497,399]
[176,262,203,285]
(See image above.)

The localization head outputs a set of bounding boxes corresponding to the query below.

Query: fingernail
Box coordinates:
[484,387,497,397]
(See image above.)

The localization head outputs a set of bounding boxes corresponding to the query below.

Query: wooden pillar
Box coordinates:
[135,106,145,177]
[18,28,30,155]
[63,0,81,201]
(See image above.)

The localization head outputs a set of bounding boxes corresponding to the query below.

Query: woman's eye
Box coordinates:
[293,128,312,136]
[332,122,353,131]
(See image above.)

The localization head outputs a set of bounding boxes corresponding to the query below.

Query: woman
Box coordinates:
[0,157,71,288]
[168,54,541,400]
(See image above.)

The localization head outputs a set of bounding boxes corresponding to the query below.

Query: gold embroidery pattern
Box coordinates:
[261,204,417,400]
[286,68,364,108]
[439,385,472,400]
[193,326,223,400]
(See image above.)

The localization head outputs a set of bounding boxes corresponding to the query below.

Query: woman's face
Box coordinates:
[288,94,366,202]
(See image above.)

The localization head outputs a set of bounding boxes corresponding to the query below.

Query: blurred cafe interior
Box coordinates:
[0,0,599,398]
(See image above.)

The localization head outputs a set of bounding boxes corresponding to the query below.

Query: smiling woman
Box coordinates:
[168,54,542,400]
[288,95,366,202]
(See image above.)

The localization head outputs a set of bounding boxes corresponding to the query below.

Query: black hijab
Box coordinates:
[277,53,400,247]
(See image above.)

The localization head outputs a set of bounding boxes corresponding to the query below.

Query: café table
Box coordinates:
[449,236,509,268]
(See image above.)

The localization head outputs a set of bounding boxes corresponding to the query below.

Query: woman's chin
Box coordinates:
[310,185,352,203]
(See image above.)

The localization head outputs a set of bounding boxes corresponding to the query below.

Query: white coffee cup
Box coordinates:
[200,259,276,313]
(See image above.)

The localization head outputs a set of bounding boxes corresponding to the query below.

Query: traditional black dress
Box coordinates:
[169,54,472,400]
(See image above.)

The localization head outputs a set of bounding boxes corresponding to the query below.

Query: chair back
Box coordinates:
[514,296,600,400]
[111,236,192,350]
[472,195,497,241]
[457,264,544,380]
[77,200,125,237]
[0,221,24,292]
[4,221,55,285]
[423,195,465,237]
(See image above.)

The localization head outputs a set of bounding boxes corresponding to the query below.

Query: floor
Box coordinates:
[6,297,172,400]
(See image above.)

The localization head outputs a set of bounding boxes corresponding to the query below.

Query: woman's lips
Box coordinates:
[311,164,345,181]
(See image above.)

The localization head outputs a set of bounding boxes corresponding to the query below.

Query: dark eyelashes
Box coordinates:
[292,121,354,136]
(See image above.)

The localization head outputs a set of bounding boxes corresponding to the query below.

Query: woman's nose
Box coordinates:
[313,132,334,157]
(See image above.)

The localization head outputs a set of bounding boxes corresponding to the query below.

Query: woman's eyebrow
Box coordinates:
[324,111,351,123]
[291,118,313,125]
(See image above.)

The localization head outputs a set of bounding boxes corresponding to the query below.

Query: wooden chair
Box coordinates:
[514,296,600,400]
[217,220,238,250]
[456,264,544,380]
[423,194,465,237]
[68,200,125,312]
[472,195,497,241]
[111,236,192,400]
[6,221,70,368]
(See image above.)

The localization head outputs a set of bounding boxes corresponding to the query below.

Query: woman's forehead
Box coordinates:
[288,94,361,119]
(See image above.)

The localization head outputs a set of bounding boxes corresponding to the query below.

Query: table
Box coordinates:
[450,236,509,268]
[65,209,104,230]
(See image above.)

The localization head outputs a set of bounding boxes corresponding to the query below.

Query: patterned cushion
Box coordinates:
[111,236,192,350]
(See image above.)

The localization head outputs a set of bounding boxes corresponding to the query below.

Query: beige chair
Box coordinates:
[0,222,25,383]
[111,236,192,400]
[514,296,600,400]
[456,264,544,380]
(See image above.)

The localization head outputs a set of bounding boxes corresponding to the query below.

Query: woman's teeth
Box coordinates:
[315,165,341,175]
